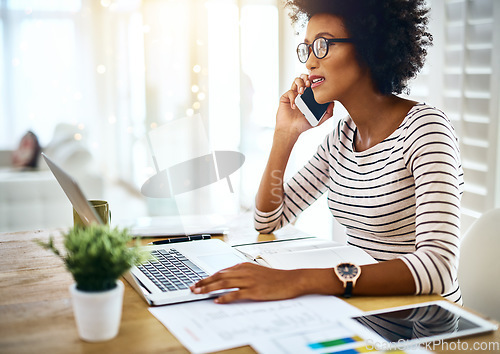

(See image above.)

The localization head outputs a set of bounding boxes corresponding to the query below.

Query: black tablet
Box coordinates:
[344,300,498,351]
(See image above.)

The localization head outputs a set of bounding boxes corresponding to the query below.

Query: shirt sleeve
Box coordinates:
[399,108,464,301]
[254,132,333,233]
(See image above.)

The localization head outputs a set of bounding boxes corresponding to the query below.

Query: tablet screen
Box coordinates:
[352,303,487,344]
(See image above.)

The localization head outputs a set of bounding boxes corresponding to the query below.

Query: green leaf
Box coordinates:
[34,225,150,292]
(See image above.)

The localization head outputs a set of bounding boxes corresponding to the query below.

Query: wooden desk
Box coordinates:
[1,223,499,354]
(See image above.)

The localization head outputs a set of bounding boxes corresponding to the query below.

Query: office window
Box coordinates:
[12,19,78,143]
[137,0,282,215]
[1,0,284,216]
[0,0,148,179]
[239,3,280,207]
[0,19,4,146]
[240,4,279,129]
[0,2,83,148]
[6,0,81,12]
[206,1,240,150]
[407,0,500,231]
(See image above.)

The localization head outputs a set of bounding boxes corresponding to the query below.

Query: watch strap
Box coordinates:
[344,281,353,298]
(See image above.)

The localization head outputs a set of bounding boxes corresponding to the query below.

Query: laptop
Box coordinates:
[42,153,250,306]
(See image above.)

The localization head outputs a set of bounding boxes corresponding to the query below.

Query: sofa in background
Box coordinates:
[0,124,103,232]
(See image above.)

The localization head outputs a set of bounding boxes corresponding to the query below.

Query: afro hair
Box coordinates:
[285,0,433,95]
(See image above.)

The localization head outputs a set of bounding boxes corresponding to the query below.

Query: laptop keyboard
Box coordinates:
[137,248,209,292]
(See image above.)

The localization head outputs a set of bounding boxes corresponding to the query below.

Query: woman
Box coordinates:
[191,0,463,304]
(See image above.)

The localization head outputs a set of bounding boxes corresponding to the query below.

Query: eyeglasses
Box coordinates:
[297,37,353,63]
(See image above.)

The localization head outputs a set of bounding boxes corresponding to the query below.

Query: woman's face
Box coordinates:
[304,14,369,104]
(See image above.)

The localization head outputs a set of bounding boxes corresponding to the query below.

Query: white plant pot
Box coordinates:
[69,280,124,342]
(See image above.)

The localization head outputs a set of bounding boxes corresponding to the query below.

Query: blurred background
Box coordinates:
[0,0,499,240]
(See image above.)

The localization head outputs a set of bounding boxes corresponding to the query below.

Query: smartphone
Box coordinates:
[294,87,331,127]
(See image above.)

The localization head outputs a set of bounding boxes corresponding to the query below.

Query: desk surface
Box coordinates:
[1,217,499,354]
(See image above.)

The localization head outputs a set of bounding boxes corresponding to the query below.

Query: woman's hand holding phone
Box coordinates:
[257,75,333,214]
[295,87,331,126]
[276,75,334,138]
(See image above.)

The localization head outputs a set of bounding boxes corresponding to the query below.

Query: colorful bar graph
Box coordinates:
[307,335,411,354]
[308,335,364,349]
[327,347,406,354]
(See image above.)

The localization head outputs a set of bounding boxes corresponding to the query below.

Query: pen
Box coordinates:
[231,236,315,248]
[136,229,227,238]
[150,234,212,245]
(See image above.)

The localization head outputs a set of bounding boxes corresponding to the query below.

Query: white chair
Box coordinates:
[458,208,500,322]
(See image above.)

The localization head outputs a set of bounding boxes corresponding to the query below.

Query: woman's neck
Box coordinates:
[341,92,417,152]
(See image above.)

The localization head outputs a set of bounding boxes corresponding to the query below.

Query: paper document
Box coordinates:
[252,324,433,354]
[234,238,377,268]
[260,245,376,269]
[234,237,342,260]
[149,295,362,354]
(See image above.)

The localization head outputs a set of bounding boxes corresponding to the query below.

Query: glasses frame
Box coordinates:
[297,37,353,63]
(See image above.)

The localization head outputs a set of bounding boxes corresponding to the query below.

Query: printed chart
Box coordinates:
[252,324,431,354]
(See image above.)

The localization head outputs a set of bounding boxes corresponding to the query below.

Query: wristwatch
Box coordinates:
[334,262,361,298]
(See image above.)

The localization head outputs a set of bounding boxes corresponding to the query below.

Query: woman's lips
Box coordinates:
[309,75,325,88]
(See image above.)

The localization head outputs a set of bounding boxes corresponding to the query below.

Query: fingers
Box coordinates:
[214,289,253,304]
[291,74,310,94]
[280,90,299,110]
[190,276,240,295]
[282,74,311,110]
[190,264,305,304]
[190,263,249,294]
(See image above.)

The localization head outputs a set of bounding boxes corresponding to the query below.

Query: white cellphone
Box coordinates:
[294,87,331,127]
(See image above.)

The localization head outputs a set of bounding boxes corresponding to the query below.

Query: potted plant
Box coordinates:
[36,224,149,342]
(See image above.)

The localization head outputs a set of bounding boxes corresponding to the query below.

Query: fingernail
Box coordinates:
[192,287,201,294]
[214,298,220,303]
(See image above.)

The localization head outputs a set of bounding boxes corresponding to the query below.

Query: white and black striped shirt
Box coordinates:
[255,104,464,303]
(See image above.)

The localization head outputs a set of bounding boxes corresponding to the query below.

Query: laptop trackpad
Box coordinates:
[198,253,245,273]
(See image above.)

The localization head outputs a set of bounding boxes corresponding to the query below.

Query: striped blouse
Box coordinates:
[254,103,464,303]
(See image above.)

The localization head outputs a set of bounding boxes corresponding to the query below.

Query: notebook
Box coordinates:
[42,153,249,306]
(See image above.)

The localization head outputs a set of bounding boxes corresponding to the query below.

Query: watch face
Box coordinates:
[336,263,359,279]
